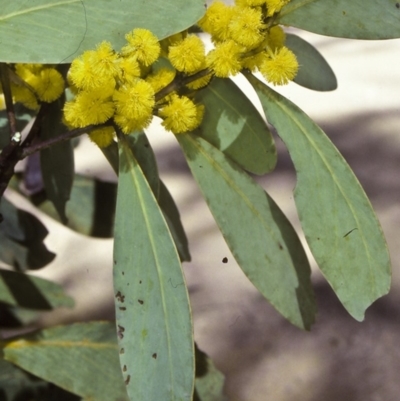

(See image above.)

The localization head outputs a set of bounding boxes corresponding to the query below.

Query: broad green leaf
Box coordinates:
[2,322,128,401]
[285,34,337,91]
[0,269,74,310]
[0,198,56,270]
[40,97,74,224]
[279,0,400,39]
[0,0,206,63]
[195,78,276,175]
[113,136,194,401]
[178,134,315,329]
[246,73,391,321]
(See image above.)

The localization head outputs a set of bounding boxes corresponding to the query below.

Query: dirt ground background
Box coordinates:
[5,29,400,401]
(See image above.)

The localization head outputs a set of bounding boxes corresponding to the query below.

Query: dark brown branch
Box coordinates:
[21,124,97,158]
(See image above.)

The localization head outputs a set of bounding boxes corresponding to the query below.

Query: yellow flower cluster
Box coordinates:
[198,0,298,85]
[64,29,205,146]
[3,64,65,110]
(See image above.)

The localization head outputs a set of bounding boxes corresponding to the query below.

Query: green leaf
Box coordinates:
[20,174,117,238]
[2,322,128,401]
[0,269,74,310]
[113,136,194,401]
[125,132,160,198]
[177,134,315,329]
[285,34,337,92]
[195,77,276,175]
[246,73,391,321]
[40,97,74,224]
[0,198,56,270]
[279,0,400,39]
[0,0,206,63]
[100,135,190,260]
[0,357,81,401]
[158,180,191,262]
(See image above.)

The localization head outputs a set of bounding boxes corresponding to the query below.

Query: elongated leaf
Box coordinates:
[113,136,194,401]
[246,73,391,321]
[0,198,56,270]
[40,97,74,224]
[195,78,276,175]
[158,180,191,262]
[125,132,160,197]
[100,135,190,260]
[0,269,74,310]
[2,322,128,401]
[279,0,400,39]
[178,134,315,329]
[0,0,206,63]
[24,175,117,238]
[285,34,337,91]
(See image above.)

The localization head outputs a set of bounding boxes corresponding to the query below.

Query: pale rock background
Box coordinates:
[4,28,400,401]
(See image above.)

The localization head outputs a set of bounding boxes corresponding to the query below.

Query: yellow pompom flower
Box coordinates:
[122,29,161,66]
[88,126,115,148]
[228,6,265,48]
[64,89,114,128]
[168,35,206,74]
[113,80,155,133]
[146,68,176,92]
[29,68,65,102]
[259,46,298,85]
[91,41,120,78]
[116,56,141,83]
[265,0,291,16]
[113,80,155,117]
[198,1,234,42]
[159,94,202,134]
[206,40,243,78]
[69,50,115,91]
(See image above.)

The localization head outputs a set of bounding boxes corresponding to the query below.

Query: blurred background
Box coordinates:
[5,28,400,401]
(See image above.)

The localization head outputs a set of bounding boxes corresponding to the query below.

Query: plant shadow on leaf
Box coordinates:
[195,77,276,175]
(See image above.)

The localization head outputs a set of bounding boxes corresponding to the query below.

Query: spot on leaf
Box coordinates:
[152,353,157,359]
[222,257,228,263]
[116,291,125,303]
[117,325,125,339]
[125,375,131,385]
[138,299,144,305]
